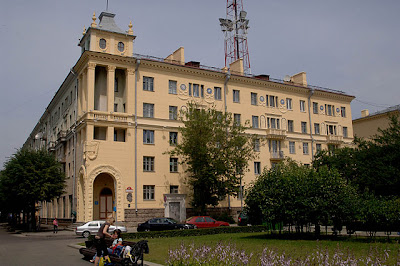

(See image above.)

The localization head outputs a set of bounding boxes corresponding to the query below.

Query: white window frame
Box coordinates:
[143,156,155,172]
[251,92,258,105]
[169,80,177,94]
[169,132,178,146]
[169,106,177,120]
[143,76,154,92]
[303,143,309,155]
[214,87,222,100]
[300,100,306,112]
[301,121,307,134]
[143,103,154,118]
[169,158,178,172]
[286,98,292,110]
[252,116,259,129]
[143,130,154,144]
[143,185,155,200]
[254,162,261,175]
[233,90,240,103]
[289,141,295,154]
[314,123,320,135]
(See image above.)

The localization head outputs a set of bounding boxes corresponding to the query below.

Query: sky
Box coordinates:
[1,0,399,168]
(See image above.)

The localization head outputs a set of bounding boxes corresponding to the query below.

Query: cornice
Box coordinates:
[353,110,399,124]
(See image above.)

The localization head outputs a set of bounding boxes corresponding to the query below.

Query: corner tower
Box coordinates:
[79,12,136,57]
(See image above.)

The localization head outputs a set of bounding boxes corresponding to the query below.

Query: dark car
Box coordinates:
[137,217,196,232]
[237,211,250,226]
[186,216,230,228]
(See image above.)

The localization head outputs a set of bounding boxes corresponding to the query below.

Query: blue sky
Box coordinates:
[1,0,399,168]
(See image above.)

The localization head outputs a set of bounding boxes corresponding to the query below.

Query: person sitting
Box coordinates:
[90,228,123,263]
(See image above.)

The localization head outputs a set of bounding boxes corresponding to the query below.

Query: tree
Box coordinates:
[169,103,257,214]
[245,159,358,235]
[313,114,400,196]
[0,148,66,231]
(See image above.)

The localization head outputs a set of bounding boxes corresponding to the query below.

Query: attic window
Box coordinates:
[99,38,106,49]
[118,42,125,52]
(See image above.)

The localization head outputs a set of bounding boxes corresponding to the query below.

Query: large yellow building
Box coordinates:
[25,11,355,226]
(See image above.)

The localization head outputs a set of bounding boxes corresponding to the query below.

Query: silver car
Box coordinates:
[75,220,127,238]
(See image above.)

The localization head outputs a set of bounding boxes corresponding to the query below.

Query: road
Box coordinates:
[0,224,90,266]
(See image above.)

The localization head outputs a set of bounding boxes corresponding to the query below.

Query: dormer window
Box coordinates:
[118,42,125,52]
[99,38,107,49]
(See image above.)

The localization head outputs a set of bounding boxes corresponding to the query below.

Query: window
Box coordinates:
[169,132,178,145]
[143,157,155,172]
[143,185,155,200]
[94,126,107,140]
[114,103,118,112]
[233,113,241,125]
[143,103,154,118]
[117,41,125,52]
[169,106,177,120]
[114,128,126,142]
[301,122,307,133]
[286,98,292,110]
[143,76,154,91]
[343,127,348,138]
[313,102,318,114]
[214,87,222,100]
[300,100,306,112]
[143,130,154,144]
[288,120,294,132]
[289,141,295,154]
[314,123,320,135]
[169,80,177,94]
[114,78,118,92]
[233,90,240,103]
[252,116,259,128]
[254,162,261,175]
[303,143,309,155]
[316,143,322,152]
[325,104,334,116]
[170,185,179,194]
[251,92,258,105]
[253,139,260,152]
[269,95,277,107]
[267,118,280,129]
[193,84,200,97]
[327,125,337,135]
[341,107,346,117]
[170,158,178,172]
[99,38,106,49]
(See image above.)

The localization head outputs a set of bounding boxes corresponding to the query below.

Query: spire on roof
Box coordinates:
[91,12,97,28]
[128,21,133,35]
[82,26,86,35]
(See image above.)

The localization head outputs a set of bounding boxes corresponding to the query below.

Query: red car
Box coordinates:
[186,216,229,228]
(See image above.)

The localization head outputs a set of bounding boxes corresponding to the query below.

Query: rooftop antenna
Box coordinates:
[106,0,109,11]
[219,0,251,74]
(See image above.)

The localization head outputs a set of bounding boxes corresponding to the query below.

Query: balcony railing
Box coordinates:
[270,151,284,160]
[57,130,67,143]
[266,128,287,139]
[326,135,343,144]
[85,111,134,123]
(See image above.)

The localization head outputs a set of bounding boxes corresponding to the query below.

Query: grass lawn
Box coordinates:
[129,232,400,265]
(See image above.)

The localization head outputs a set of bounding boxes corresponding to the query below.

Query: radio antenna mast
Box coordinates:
[219,0,251,74]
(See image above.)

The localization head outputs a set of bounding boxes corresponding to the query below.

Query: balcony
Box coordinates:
[326,135,343,144]
[270,151,284,161]
[266,128,286,140]
[57,130,67,143]
[84,110,134,124]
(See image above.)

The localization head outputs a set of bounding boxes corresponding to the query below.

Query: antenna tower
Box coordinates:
[219,0,251,74]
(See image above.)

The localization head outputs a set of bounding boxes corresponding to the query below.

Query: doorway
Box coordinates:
[99,188,113,219]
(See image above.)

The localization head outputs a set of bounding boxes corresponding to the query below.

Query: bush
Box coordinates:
[215,212,235,224]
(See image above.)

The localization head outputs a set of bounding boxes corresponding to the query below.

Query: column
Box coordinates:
[126,68,135,114]
[87,63,96,112]
[107,65,116,112]
[77,74,83,116]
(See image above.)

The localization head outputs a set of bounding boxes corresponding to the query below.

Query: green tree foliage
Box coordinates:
[245,160,358,233]
[169,103,257,214]
[0,148,66,230]
[313,114,400,196]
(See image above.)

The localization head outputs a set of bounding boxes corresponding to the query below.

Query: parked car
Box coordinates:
[237,211,250,226]
[75,220,127,238]
[137,217,196,232]
[186,216,230,228]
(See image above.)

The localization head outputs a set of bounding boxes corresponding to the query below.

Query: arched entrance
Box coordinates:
[93,173,115,220]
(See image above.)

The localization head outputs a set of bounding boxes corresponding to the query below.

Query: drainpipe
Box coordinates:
[307,88,315,160]
[223,71,231,210]
[134,59,140,214]
[71,69,78,223]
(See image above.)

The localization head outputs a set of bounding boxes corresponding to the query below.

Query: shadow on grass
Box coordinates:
[241,232,400,244]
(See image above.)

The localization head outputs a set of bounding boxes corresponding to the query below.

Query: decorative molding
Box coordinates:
[107,65,116,72]
[84,141,100,160]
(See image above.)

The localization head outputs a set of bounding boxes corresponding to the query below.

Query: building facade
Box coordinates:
[25,11,355,226]
[353,105,400,140]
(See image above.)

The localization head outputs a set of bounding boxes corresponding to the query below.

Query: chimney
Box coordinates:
[361,109,370,118]
[291,72,307,87]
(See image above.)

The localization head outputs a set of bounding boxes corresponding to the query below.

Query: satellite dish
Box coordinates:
[283,75,291,82]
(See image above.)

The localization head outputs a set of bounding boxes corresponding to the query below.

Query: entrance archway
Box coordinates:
[93,173,115,220]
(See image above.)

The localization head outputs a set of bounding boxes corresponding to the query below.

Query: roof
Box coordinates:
[97,12,125,34]
[370,104,400,116]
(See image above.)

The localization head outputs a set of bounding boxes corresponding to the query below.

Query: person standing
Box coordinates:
[94,216,116,266]
[53,218,58,234]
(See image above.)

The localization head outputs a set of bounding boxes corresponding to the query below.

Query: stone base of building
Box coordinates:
[124,206,243,227]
